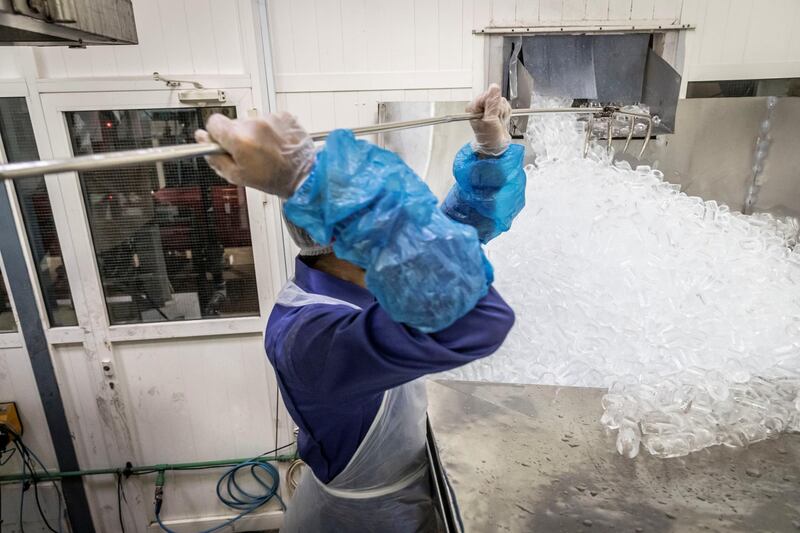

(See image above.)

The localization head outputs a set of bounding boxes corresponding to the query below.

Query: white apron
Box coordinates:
[276,282,439,533]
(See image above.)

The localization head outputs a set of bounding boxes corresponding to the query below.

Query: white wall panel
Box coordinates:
[332,91,360,127]
[0,49,21,78]
[682,0,800,82]
[490,0,517,26]
[290,0,322,73]
[186,0,219,75]
[309,92,337,131]
[365,1,391,72]
[32,0,245,78]
[514,0,540,25]
[562,0,587,21]
[112,40,146,76]
[461,0,475,71]
[653,0,682,20]
[741,0,794,64]
[630,0,656,20]
[158,0,196,74]
[720,0,754,65]
[341,0,368,72]
[267,0,297,74]
[88,47,119,77]
[315,0,346,72]
[539,0,563,22]
[387,0,417,71]
[440,0,464,69]
[585,0,611,21]
[414,0,441,71]
[128,0,170,75]
[607,0,633,20]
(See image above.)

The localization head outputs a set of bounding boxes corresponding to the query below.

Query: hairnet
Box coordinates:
[281,205,333,256]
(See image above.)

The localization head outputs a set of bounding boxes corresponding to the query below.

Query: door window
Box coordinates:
[64,107,259,324]
[0,97,78,327]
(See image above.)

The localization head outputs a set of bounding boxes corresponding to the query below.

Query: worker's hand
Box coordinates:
[194,112,315,198]
[467,83,512,156]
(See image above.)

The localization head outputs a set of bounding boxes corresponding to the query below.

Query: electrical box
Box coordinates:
[0,0,138,46]
[0,401,22,439]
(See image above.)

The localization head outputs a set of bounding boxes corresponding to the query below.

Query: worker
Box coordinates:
[195,84,525,532]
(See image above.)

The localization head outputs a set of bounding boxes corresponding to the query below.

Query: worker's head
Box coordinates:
[281,208,333,257]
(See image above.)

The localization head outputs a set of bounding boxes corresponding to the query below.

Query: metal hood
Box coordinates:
[0,0,137,46]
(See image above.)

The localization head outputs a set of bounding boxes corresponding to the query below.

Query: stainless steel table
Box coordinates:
[426,380,800,533]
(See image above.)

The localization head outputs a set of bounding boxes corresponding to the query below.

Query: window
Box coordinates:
[0,98,78,327]
[65,107,259,325]
[0,268,15,332]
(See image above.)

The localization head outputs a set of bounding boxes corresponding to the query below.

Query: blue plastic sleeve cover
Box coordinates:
[284,129,493,333]
[442,143,526,243]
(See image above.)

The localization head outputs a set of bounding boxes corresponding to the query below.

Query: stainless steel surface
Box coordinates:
[0,0,137,45]
[47,0,78,23]
[642,48,682,132]
[0,107,652,181]
[618,97,800,219]
[502,34,679,134]
[379,101,469,202]
[426,379,800,532]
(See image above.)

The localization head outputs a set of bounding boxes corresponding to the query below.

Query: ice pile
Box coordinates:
[445,98,800,458]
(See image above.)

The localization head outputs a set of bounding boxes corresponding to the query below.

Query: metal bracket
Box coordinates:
[177,89,227,106]
[152,72,204,89]
[476,23,694,35]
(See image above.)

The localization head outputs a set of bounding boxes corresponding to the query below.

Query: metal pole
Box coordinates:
[0,107,606,181]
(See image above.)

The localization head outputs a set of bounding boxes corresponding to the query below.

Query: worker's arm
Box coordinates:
[196,93,501,332]
[283,128,492,333]
[266,287,514,400]
[441,84,527,243]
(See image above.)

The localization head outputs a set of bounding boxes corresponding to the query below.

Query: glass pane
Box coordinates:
[0,98,78,327]
[65,107,259,325]
[0,269,16,332]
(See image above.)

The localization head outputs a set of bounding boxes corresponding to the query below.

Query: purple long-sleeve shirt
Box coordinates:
[265,258,514,483]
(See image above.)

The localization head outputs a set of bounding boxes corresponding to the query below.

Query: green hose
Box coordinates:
[0,453,296,485]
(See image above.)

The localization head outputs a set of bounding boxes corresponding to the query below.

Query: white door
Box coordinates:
[36,87,293,531]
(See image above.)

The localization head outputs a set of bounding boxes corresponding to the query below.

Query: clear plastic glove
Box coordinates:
[194,112,315,198]
[467,83,512,157]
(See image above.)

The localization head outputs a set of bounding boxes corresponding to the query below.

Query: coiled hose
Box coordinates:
[155,460,285,533]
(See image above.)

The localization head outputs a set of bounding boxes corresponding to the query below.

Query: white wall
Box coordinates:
[681,0,800,83]
[267,0,686,133]
[268,0,477,135]
[32,0,248,78]
[268,0,800,133]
